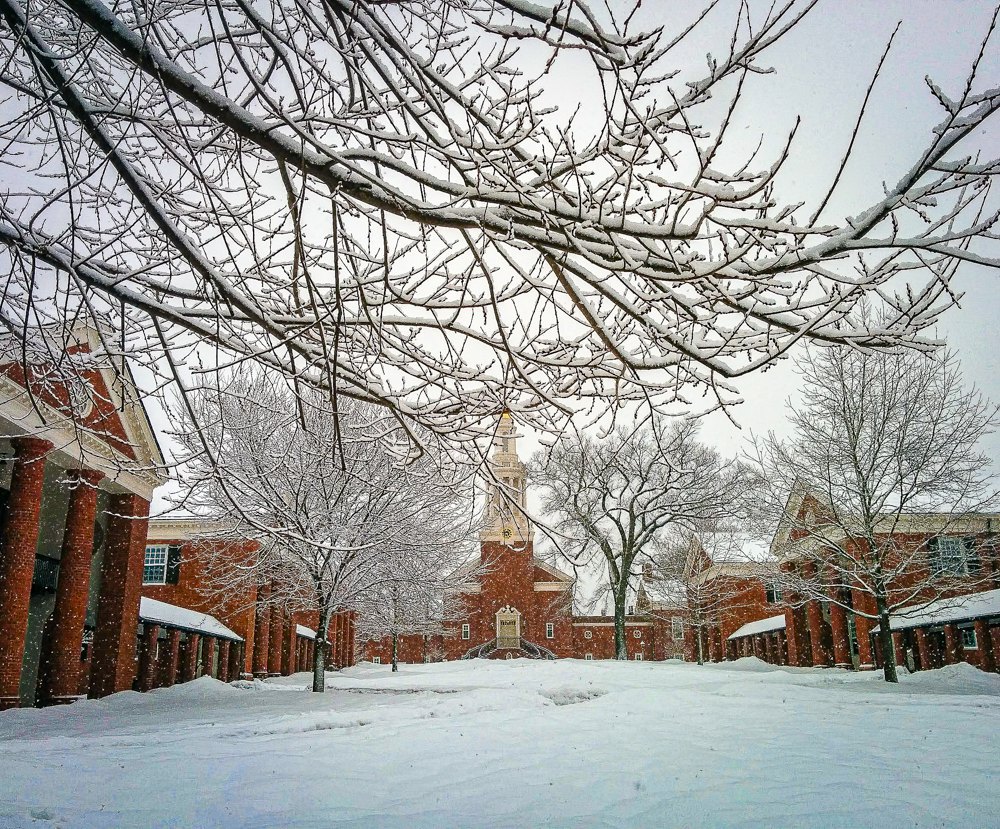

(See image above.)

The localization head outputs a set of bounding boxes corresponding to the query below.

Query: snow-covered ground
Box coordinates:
[1,659,998,829]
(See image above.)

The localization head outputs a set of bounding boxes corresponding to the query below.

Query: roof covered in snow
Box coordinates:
[139,597,243,642]
[728,614,786,640]
[874,588,1000,632]
[296,625,316,640]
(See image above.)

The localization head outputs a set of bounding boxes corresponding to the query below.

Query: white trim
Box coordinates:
[534,582,570,592]
[295,625,316,640]
[572,621,653,628]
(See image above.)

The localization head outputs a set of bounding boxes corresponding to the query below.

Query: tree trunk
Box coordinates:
[312,609,331,692]
[875,594,898,683]
[696,624,705,666]
[614,587,628,660]
[391,631,399,673]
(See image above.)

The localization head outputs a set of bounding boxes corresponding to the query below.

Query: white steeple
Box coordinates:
[480,411,533,544]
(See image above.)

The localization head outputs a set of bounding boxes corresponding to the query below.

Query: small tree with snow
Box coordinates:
[173,368,476,691]
[530,420,754,659]
[752,345,999,682]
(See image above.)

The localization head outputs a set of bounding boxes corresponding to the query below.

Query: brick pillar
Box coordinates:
[89,492,150,698]
[891,631,906,671]
[989,627,1000,674]
[347,612,356,667]
[252,583,271,677]
[38,468,103,705]
[229,641,244,680]
[202,636,217,679]
[973,620,994,673]
[914,627,931,671]
[943,625,961,665]
[0,437,52,709]
[329,613,340,668]
[160,629,181,687]
[711,626,724,662]
[829,600,851,668]
[180,634,200,683]
[267,604,283,676]
[281,617,295,676]
[136,623,160,692]
[217,640,231,683]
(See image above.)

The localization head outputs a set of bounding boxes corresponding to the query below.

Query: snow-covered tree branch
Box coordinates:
[2,1,999,453]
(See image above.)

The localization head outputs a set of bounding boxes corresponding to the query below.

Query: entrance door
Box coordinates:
[496,606,520,649]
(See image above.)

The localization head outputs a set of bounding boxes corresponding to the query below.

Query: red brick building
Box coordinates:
[0,326,167,708]
[698,490,1000,674]
[361,414,692,664]
[141,518,356,685]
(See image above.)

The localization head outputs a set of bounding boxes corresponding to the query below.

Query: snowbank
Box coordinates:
[1,660,997,828]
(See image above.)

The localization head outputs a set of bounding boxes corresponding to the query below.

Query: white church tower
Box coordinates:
[480,411,534,545]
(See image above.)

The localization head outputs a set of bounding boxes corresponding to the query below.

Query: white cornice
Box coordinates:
[0,374,166,500]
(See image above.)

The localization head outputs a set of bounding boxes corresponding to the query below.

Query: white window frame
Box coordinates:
[634,652,644,661]
[583,629,593,640]
[545,622,554,639]
[584,653,593,661]
[671,618,684,642]
[961,628,978,650]
[372,656,381,664]
[461,623,470,640]
[933,537,970,576]
[142,544,169,585]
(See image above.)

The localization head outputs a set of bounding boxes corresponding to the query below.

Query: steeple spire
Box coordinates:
[481,412,532,544]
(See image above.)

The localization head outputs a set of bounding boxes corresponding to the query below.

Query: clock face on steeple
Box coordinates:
[502,527,513,539]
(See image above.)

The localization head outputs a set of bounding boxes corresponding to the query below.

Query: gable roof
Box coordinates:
[0,324,166,499]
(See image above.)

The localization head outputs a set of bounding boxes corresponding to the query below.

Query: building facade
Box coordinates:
[0,327,166,707]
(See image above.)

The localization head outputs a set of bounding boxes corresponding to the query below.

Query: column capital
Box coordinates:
[11,435,53,459]
[67,468,105,487]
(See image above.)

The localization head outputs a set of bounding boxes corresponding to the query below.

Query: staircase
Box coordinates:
[460,637,556,660]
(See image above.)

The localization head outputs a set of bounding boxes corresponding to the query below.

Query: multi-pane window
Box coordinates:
[545,622,554,639]
[671,618,684,642]
[372,656,381,664]
[961,629,978,650]
[634,652,643,661]
[584,653,593,661]
[583,629,593,640]
[929,537,976,576]
[461,623,470,640]
[142,545,169,584]
[765,584,783,604]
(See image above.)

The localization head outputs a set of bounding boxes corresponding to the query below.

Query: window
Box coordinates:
[766,584,783,604]
[461,623,470,640]
[583,630,593,640]
[929,537,977,576]
[545,622,554,639]
[372,656,381,664]
[142,545,169,584]
[961,628,978,650]
[584,653,593,661]
[633,629,642,639]
[634,652,643,661]
[671,618,684,642]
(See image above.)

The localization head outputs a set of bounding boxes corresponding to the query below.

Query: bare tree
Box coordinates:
[652,526,775,664]
[355,516,478,672]
[530,420,752,659]
[172,367,476,691]
[3,1,999,456]
[753,346,999,682]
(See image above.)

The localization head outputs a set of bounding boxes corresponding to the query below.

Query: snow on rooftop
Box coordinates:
[296,625,316,640]
[727,614,786,640]
[874,588,1000,633]
[139,597,242,642]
